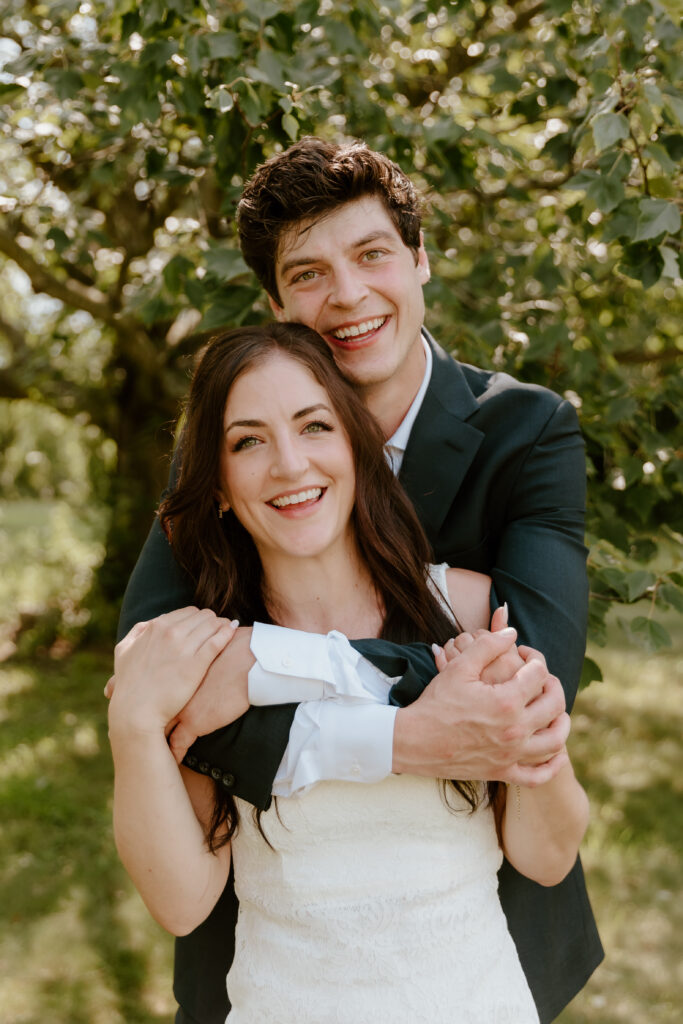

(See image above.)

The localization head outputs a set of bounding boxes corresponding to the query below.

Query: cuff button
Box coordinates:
[221,772,235,788]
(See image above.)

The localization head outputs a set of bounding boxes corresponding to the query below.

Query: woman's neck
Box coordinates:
[260,540,384,639]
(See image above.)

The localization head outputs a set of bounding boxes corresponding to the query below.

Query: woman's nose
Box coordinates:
[271,436,308,479]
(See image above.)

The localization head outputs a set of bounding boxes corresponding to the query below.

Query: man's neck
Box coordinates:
[360,338,428,439]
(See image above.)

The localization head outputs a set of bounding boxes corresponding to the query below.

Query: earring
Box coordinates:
[218,506,224,519]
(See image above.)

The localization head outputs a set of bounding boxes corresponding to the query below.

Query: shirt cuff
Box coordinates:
[248,622,396,706]
[272,702,398,796]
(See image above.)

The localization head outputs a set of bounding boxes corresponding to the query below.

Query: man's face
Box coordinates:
[269,197,430,405]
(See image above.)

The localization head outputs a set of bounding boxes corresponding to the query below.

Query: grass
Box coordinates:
[1,622,681,1023]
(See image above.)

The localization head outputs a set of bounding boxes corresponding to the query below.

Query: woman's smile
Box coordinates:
[218,354,357,564]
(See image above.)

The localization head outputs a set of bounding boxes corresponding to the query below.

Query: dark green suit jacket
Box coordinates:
[118,333,602,1024]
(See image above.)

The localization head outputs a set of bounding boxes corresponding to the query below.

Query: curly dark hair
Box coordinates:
[237,137,423,305]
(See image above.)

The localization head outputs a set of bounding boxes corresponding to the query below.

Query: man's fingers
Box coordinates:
[104,675,115,699]
[506,749,569,787]
[524,712,571,762]
[168,721,196,765]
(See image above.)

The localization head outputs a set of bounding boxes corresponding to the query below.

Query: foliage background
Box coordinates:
[0,1,681,1018]
[0,0,681,658]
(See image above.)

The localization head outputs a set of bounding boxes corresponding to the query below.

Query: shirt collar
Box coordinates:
[386,335,432,460]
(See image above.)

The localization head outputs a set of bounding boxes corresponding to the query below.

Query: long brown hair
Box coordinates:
[160,323,498,846]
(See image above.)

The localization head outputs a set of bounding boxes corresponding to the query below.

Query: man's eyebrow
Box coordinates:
[278,231,396,276]
[225,404,332,432]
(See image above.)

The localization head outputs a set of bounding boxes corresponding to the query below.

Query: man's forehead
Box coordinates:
[275,197,400,267]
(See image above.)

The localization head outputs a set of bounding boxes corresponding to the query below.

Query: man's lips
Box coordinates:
[327,316,388,347]
[268,487,324,510]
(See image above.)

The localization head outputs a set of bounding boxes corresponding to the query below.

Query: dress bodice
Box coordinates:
[226,774,539,1023]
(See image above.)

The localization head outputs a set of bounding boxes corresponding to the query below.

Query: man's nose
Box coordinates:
[328,264,369,308]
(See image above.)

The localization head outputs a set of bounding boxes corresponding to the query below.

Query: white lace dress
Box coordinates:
[225,567,540,1023]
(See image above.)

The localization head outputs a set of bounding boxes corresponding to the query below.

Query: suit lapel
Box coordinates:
[399,332,484,539]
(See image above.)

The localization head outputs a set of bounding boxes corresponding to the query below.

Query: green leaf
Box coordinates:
[282,112,298,141]
[622,2,652,43]
[43,69,84,101]
[205,31,240,60]
[206,85,235,113]
[47,227,71,254]
[597,568,655,601]
[204,247,248,281]
[563,169,599,191]
[592,112,630,152]
[234,79,264,126]
[663,91,683,126]
[579,656,603,689]
[659,245,681,280]
[618,615,672,652]
[643,142,676,174]
[619,242,664,287]
[658,582,683,613]
[586,174,625,213]
[163,255,193,294]
[139,40,176,70]
[633,199,681,242]
[601,199,641,242]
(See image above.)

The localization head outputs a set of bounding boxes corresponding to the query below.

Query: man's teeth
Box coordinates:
[270,488,322,508]
[331,316,386,340]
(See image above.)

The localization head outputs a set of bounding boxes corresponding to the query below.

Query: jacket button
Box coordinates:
[211,767,222,781]
[185,754,197,768]
[221,772,235,788]
[199,761,209,774]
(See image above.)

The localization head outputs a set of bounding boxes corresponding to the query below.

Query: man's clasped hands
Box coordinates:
[108,603,570,790]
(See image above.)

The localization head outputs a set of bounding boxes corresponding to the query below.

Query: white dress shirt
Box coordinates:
[255,337,433,797]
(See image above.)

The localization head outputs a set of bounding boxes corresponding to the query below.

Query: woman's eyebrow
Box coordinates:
[293,403,332,420]
[225,404,332,433]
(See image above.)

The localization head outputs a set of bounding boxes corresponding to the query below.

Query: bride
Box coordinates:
[109,323,588,1023]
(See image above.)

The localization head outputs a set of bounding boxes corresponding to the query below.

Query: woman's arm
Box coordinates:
[109,608,235,935]
[443,572,589,886]
[501,755,589,887]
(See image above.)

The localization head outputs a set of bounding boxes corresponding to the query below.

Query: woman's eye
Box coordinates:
[233,436,260,451]
[303,421,332,434]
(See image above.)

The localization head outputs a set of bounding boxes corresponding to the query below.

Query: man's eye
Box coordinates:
[363,249,384,261]
[294,269,317,282]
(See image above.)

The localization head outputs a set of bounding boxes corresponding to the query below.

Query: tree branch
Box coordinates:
[0,227,115,324]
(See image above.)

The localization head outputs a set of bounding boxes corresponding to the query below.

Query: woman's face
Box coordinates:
[217,353,357,565]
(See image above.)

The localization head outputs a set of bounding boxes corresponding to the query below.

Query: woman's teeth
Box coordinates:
[270,488,323,508]
[331,316,386,340]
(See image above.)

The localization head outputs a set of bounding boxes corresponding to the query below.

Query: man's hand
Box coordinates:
[166,625,255,764]
[393,627,569,786]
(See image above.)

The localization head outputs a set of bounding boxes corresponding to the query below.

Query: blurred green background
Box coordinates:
[1,0,681,1020]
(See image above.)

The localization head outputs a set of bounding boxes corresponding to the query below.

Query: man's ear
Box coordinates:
[268,294,286,321]
[417,231,431,285]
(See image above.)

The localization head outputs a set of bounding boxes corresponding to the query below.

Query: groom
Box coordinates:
[119,138,602,1022]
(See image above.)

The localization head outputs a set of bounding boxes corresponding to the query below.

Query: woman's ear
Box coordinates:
[214,491,230,517]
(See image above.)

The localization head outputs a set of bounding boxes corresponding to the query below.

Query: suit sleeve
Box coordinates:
[490,399,588,711]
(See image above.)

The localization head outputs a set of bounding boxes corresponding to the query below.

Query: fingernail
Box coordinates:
[431,643,443,656]
[498,627,516,637]
[502,602,509,624]
[230,619,239,628]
